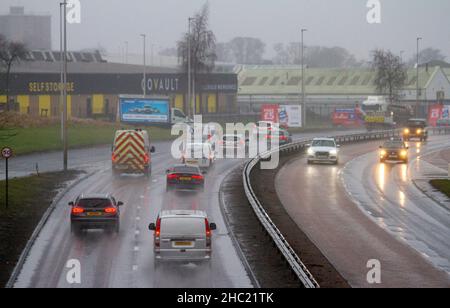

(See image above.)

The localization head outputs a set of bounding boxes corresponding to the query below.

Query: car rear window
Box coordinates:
[77,198,111,208]
[161,217,205,236]
[173,166,199,174]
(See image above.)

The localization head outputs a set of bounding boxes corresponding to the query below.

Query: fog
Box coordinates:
[1,0,449,61]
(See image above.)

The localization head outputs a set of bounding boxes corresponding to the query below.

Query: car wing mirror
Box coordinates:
[149,223,156,231]
[117,201,124,206]
[150,146,156,153]
[209,223,217,231]
[68,202,74,206]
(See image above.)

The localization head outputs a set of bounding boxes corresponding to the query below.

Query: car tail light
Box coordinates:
[143,153,150,164]
[155,218,161,247]
[192,175,204,181]
[71,207,84,215]
[104,207,117,214]
[167,174,179,180]
[280,136,287,141]
[205,219,212,247]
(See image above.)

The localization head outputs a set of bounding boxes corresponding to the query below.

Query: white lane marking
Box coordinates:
[134,246,140,252]
[136,216,141,221]
[132,265,138,271]
[135,230,140,236]
[137,206,141,210]
[140,195,144,199]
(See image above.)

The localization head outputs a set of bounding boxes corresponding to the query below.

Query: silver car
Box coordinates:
[149,210,217,263]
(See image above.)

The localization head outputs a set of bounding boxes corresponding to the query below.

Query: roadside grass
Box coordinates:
[430,179,450,198]
[1,124,174,156]
[0,171,79,287]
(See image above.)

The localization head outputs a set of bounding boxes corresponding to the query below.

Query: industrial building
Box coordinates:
[237,65,450,118]
[0,50,238,119]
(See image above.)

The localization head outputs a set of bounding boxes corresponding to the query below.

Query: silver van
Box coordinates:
[149,210,217,263]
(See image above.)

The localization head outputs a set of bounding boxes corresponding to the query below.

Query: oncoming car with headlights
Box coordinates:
[402,119,428,141]
[307,138,340,165]
[379,139,409,163]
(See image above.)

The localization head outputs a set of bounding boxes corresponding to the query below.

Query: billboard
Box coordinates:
[119,98,170,124]
[428,104,450,127]
[260,104,302,128]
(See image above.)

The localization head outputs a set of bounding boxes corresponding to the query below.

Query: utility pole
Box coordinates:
[188,18,196,117]
[301,28,307,128]
[62,0,68,172]
[125,41,129,64]
[141,34,147,98]
[416,37,422,117]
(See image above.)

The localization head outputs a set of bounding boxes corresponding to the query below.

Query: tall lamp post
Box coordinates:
[188,17,196,117]
[416,37,422,117]
[141,34,147,98]
[301,28,307,128]
[59,1,68,171]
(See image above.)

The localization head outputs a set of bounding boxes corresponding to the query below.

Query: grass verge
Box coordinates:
[430,179,450,198]
[0,171,79,287]
[2,125,173,156]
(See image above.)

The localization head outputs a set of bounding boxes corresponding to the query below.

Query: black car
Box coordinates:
[402,119,428,141]
[69,194,123,235]
[379,140,409,163]
[166,164,205,192]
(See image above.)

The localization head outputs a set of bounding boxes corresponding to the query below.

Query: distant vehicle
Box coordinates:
[402,119,428,141]
[149,210,217,263]
[112,129,155,177]
[182,143,216,170]
[332,108,365,128]
[265,129,292,146]
[362,96,413,130]
[69,194,123,236]
[166,164,205,192]
[379,140,409,163]
[307,138,340,165]
[254,121,276,136]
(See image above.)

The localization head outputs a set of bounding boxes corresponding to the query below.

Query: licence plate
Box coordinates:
[186,160,198,165]
[173,241,193,247]
[179,177,192,181]
[87,212,103,217]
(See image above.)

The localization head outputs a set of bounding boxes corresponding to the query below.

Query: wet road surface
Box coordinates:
[276,135,450,287]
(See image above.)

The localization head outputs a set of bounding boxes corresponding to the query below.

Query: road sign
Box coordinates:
[1,147,12,209]
[1,147,13,159]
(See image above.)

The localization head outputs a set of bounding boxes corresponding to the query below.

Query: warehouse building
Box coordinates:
[237,65,450,118]
[0,50,238,119]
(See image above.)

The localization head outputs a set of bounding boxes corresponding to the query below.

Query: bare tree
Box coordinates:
[227,37,266,64]
[372,49,407,102]
[0,34,27,111]
[177,3,217,74]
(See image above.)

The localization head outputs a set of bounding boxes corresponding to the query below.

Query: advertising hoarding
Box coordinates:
[119,97,170,124]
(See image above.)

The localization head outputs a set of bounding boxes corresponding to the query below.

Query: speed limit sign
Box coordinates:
[1,147,13,159]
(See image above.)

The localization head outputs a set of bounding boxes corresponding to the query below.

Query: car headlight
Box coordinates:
[307,148,315,155]
[404,129,410,134]
[330,149,337,155]
[380,150,387,157]
[416,129,422,134]
[400,150,407,157]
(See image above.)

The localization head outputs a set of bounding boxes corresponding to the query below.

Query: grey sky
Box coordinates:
[1,0,449,61]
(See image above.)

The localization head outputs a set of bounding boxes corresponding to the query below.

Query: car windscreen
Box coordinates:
[383,141,404,148]
[161,217,205,236]
[173,166,199,174]
[77,198,111,208]
[312,140,335,147]
[407,121,426,127]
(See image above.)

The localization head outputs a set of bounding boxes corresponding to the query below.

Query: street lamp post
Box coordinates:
[141,34,147,98]
[416,37,422,116]
[301,28,307,128]
[188,17,196,117]
[59,0,68,172]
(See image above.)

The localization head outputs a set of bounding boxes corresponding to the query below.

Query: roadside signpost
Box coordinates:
[2,147,13,209]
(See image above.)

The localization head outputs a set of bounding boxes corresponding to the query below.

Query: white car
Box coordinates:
[182,143,216,170]
[307,138,340,165]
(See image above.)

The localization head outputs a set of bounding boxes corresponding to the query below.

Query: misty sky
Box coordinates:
[1,0,449,62]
